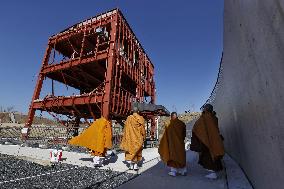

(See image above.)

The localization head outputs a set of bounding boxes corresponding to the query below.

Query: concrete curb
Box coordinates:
[224,154,253,189]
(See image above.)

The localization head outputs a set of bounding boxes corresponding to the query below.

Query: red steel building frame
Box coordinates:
[24,9,158,138]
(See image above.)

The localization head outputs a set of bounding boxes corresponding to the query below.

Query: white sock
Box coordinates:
[129,162,134,170]
[170,167,177,173]
[168,168,177,177]
[93,156,100,164]
[178,167,187,174]
[99,157,105,165]
[133,163,138,170]
[206,169,215,173]
[205,172,218,179]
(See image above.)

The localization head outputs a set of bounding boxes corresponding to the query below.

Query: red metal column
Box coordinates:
[25,43,52,128]
[101,14,118,119]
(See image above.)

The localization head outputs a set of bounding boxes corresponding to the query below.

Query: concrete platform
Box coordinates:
[118,150,228,189]
[0,144,159,173]
[118,151,253,189]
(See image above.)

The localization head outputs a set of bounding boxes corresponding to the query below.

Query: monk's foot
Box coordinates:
[93,156,104,167]
[168,171,177,177]
[128,163,134,170]
[178,167,187,176]
[179,172,187,176]
[205,172,218,179]
[93,161,103,167]
[133,163,139,171]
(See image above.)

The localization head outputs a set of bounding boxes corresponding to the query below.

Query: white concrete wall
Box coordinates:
[212,1,284,189]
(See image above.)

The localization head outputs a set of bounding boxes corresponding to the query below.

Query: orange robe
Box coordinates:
[159,118,186,168]
[68,117,112,157]
[120,113,146,162]
[191,112,224,171]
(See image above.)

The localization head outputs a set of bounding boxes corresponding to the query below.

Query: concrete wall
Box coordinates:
[212,1,284,189]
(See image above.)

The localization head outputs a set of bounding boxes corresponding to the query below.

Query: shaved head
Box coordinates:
[171,112,177,120]
[203,104,213,112]
[133,106,139,113]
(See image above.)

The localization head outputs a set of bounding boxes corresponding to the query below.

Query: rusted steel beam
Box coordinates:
[87,103,96,120]
[32,94,103,109]
[49,16,115,44]
[60,71,93,89]
[24,44,52,129]
[71,102,91,126]
[42,53,107,74]
[79,29,87,58]
[101,15,117,119]
[73,66,102,85]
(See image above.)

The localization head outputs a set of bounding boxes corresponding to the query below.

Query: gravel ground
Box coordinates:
[0,153,136,189]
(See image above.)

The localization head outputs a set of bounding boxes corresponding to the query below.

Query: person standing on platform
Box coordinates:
[69,117,112,167]
[120,107,146,171]
[159,112,187,177]
[190,104,224,179]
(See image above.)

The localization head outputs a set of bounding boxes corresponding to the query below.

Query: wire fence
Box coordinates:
[201,52,224,109]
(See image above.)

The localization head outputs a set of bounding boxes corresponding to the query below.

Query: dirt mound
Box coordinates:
[158,112,201,140]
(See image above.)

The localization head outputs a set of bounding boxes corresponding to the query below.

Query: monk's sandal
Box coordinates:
[205,172,218,179]
[178,167,187,176]
[168,171,177,177]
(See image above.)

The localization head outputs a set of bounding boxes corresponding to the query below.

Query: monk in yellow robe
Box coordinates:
[190,104,225,179]
[68,117,112,166]
[159,112,187,177]
[120,108,146,171]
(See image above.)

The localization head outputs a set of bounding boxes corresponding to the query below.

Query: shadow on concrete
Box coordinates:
[78,153,119,165]
[103,154,119,165]
[122,157,145,168]
[79,157,93,162]
[118,151,227,189]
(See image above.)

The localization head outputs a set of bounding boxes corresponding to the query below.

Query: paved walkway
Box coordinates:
[119,150,228,189]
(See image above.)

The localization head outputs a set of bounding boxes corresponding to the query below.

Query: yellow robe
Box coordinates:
[120,113,146,162]
[192,112,224,160]
[68,117,112,157]
[158,118,186,168]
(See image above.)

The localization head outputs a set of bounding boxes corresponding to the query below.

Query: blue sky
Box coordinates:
[0,0,223,114]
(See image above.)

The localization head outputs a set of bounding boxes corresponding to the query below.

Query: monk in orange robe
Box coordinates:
[159,112,187,177]
[191,104,224,179]
[68,117,112,167]
[120,108,146,171]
